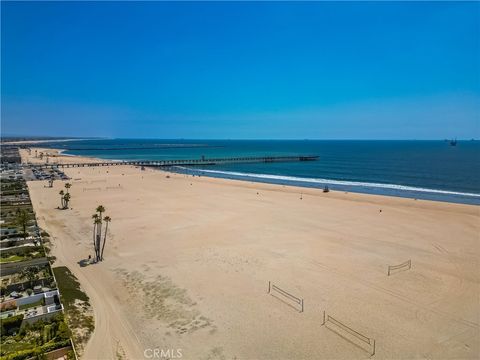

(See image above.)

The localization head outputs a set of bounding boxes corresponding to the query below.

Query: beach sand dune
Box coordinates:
[24,149,479,359]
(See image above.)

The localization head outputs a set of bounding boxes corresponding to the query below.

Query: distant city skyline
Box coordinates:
[1,1,479,139]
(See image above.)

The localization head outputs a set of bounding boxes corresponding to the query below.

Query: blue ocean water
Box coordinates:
[45,139,480,204]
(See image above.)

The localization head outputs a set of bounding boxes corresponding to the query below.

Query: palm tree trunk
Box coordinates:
[93,223,98,261]
[100,222,108,261]
[96,222,102,261]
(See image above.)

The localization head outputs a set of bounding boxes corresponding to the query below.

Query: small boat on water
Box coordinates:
[450,138,457,146]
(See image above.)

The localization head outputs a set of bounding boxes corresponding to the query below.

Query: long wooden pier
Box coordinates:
[25,155,319,169]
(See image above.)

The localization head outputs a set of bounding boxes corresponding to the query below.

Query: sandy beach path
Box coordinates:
[29,189,144,359]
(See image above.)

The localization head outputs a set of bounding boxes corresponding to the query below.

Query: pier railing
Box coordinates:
[23,155,319,169]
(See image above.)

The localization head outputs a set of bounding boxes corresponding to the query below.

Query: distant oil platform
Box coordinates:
[444,138,457,146]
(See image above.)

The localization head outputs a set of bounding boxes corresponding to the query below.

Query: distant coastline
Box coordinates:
[0,137,101,145]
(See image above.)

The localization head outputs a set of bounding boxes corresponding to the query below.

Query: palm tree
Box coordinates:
[96,205,105,218]
[63,193,71,209]
[94,217,102,261]
[92,214,99,260]
[95,205,105,260]
[100,216,111,260]
[90,206,110,262]
[59,190,65,208]
[15,209,31,240]
[64,183,72,194]
[21,266,39,288]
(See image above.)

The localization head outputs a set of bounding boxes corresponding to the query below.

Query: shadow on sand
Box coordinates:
[269,292,303,312]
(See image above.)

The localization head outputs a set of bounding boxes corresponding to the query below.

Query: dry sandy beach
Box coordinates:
[22,148,479,360]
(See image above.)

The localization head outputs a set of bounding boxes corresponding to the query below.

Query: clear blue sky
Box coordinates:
[1,1,479,139]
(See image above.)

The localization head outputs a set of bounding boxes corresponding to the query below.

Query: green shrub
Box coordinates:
[7,339,73,360]
[45,340,71,353]
[3,348,35,360]
[56,322,71,341]
[43,325,53,343]
[0,314,24,336]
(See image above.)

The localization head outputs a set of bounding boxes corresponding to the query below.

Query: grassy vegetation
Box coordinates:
[0,315,24,336]
[0,256,25,264]
[52,266,93,353]
[0,314,71,360]
[0,248,46,264]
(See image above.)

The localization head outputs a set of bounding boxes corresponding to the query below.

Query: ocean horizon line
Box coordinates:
[2,136,479,142]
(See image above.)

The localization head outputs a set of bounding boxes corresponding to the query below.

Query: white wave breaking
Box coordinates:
[179,167,480,198]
